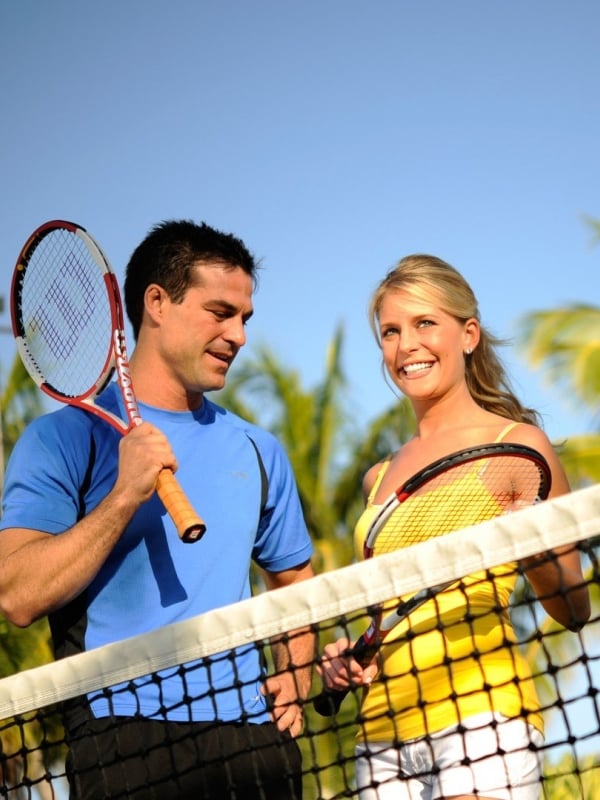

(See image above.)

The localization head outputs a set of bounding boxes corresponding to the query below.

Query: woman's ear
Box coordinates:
[463,318,480,354]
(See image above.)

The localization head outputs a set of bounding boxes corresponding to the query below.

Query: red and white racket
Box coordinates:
[10,220,206,543]
[313,442,551,716]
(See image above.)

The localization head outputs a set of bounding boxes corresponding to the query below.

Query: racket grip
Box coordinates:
[312,686,349,717]
[312,636,376,717]
[155,469,207,543]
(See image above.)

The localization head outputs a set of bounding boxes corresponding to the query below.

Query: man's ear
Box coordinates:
[143,284,167,325]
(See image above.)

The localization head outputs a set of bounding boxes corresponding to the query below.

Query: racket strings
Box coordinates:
[17,230,113,397]
[371,456,545,556]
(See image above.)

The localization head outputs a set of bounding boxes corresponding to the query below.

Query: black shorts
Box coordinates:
[65,715,303,800]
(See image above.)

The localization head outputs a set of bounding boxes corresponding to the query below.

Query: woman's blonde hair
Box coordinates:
[369,254,540,425]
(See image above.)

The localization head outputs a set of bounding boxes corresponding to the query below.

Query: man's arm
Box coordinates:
[261,561,315,737]
[0,422,176,627]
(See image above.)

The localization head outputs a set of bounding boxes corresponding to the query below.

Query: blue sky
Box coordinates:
[1,1,599,442]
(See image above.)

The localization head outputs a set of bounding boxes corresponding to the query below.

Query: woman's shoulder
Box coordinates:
[492,418,551,450]
[468,411,548,449]
[493,419,570,495]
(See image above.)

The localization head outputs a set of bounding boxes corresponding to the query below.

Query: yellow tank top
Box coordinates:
[353,425,543,742]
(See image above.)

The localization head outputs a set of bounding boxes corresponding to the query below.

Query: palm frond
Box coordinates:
[517,305,600,412]
[556,434,600,485]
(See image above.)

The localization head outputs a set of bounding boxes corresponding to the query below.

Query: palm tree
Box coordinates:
[1,354,45,501]
[517,217,600,486]
[518,304,600,410]
[519,304,600,486]
[517,304,600,484]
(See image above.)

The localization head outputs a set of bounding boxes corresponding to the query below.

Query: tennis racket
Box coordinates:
[313,442,551,716]
[10,219,206,543]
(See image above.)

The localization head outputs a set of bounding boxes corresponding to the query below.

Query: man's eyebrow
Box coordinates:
[208,299,254,320]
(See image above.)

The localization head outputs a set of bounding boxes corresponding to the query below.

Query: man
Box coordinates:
[0,220,315,799]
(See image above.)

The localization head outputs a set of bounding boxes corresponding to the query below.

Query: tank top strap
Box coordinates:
[366,456,392,503]
[494,421,520,443]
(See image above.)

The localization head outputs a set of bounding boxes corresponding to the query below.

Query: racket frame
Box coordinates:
[10,219,206,543]
[364,443,551,558]
[12,222,138,433]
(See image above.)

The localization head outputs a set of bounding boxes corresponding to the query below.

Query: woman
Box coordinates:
[318,255,590,800]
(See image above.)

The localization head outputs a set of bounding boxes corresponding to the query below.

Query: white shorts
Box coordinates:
[355,713,544,800]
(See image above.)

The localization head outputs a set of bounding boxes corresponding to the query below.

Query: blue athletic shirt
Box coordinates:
[0,383,313,724]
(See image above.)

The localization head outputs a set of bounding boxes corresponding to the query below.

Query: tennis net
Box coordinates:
[0,484,599,799]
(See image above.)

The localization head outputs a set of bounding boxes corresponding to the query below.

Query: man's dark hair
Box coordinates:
[124,220,258,338]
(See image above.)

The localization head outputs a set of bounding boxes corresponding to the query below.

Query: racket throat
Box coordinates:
[113,330,142,427]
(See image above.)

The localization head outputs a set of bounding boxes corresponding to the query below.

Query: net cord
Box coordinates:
[0,483,598,719]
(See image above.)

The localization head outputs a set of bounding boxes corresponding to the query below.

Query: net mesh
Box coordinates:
[0,485,599,799]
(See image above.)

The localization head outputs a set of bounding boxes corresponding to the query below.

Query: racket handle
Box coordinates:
[312,636,377,717]
[312,686,349,717]
[313,584,454,716]
[155,469,207,543]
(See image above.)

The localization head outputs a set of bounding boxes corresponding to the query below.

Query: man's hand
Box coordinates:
[262,673,305,738]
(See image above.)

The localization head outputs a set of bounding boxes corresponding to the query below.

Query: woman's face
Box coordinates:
[377,288,477,405]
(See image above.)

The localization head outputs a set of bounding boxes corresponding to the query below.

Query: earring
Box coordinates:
[465,348,473,355]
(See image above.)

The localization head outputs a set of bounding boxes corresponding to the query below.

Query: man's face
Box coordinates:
[155,262,254,398]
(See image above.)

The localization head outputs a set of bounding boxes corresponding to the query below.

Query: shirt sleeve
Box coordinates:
[247,428,313,573]
[0,410,91,534]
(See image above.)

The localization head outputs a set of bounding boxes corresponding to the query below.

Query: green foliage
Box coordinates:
[1,356,43,443]
[0,617,53,677]
[517,305,600,410]
[516,217,600,489]
[517,304,600,487]
[1,355,44,499]
[0,617,64,795]
[555,434,600,485]
[542,751,600,799]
